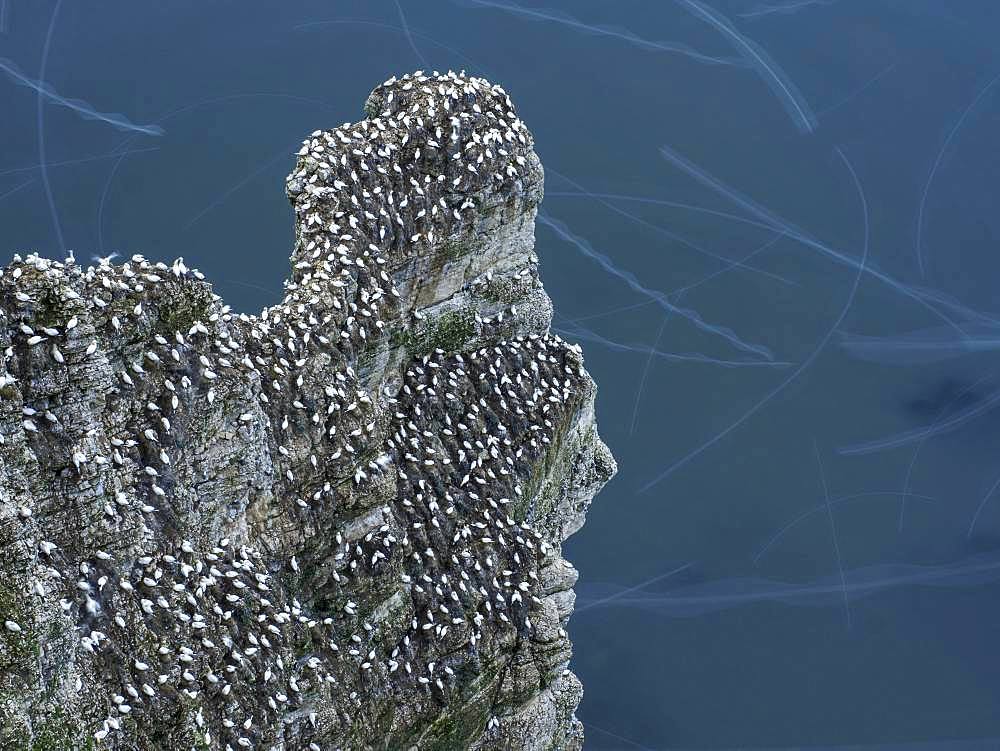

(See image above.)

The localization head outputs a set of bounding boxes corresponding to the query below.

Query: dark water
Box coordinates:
[3,1,1000,748]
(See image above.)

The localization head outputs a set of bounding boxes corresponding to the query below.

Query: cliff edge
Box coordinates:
[0,71,616,750]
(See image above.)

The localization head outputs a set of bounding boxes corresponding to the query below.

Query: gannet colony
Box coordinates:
[0,71,616,750]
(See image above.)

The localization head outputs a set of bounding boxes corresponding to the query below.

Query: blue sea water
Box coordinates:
[2,1,1000,748]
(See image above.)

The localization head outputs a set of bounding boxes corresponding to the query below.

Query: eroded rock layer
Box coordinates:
[0,71,615,750]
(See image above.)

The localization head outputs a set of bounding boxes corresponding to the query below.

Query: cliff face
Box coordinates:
[0,71,615,750]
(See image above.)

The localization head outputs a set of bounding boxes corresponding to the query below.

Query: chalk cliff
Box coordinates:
[0,71,615,750]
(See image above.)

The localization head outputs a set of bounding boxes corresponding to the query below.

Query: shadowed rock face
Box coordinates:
[0,71,615,750]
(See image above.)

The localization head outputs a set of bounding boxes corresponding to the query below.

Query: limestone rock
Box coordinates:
[0,71,615,750]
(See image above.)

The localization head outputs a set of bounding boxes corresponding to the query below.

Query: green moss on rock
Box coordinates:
[156,282,213,339]
[392,309,477,358]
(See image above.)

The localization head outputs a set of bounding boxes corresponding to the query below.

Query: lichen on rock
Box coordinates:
[0,70,615,750]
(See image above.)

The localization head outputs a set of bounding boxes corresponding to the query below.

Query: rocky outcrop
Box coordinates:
[0,71,615,750]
